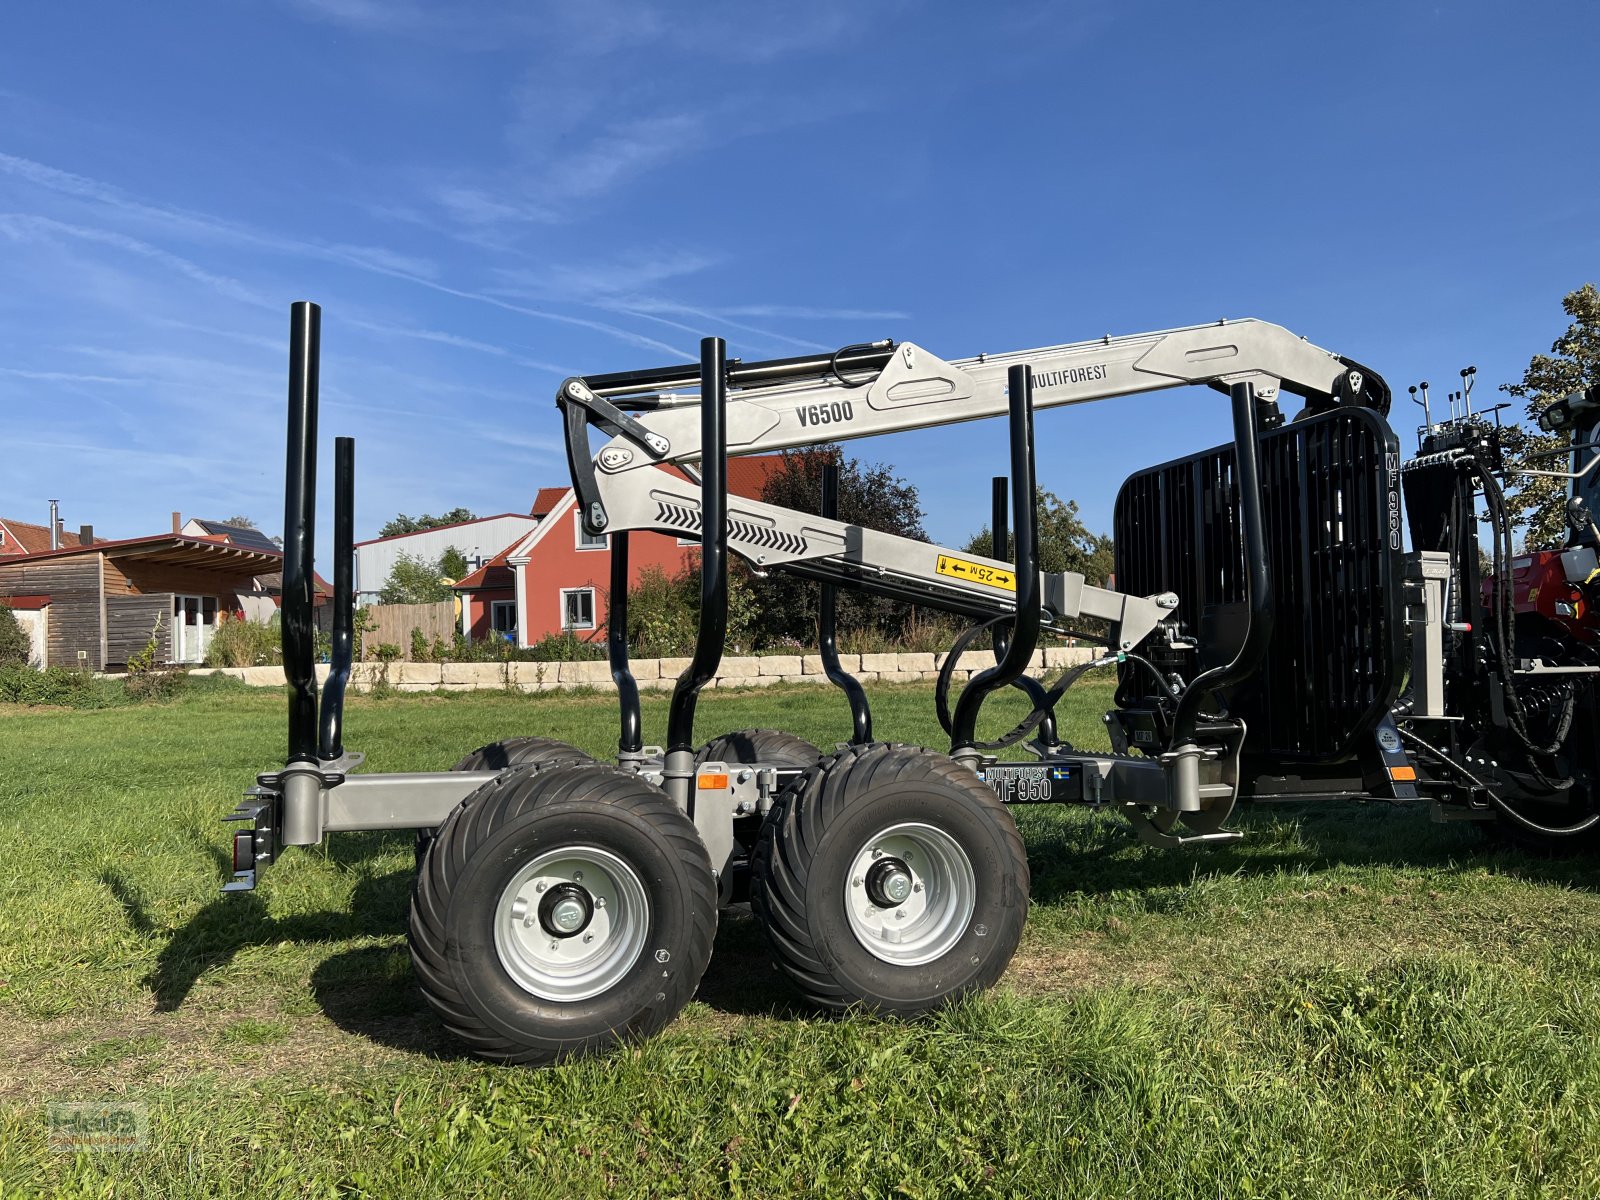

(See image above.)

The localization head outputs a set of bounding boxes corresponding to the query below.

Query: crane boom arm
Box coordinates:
[557,317,1385,650]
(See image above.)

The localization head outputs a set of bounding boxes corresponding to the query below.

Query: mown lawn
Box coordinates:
[2,677,1599,1198]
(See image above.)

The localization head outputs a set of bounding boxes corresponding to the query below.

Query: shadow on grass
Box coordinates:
[109,798,1600,1059]
[106,837,804,1060]
[102,835,416,1015]
[1018,797,1600,907]
[307,913,809,1060]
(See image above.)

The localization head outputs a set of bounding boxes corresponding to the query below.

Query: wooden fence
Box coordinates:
[362,601,456,655]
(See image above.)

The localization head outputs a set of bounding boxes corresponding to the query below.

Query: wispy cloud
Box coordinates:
[0,212,270,308]
[0,150,438,282]
[491,250,718,302]
[345,316,574,375]
[0,148,687,356]
[0,367,143,385]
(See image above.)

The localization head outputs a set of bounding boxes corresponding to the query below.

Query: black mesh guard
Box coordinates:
[1113,407,1406,763]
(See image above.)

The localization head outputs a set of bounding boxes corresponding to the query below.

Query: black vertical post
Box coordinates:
[951,364,1041,755]
[318,435,354,760]
[666,337,729,753]
[1169,381,1275,746]
[818,460,873,744]
[283,301,320,765]
[990,475,1059,748]
[609,531,643,755]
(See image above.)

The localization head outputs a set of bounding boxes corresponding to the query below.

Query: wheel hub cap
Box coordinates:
[844,822,976,966]
[539,883,593,937]
[865,858,913,907]
[495,847,649,1002]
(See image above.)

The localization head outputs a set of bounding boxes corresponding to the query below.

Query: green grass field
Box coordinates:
[2,677,1599,1198]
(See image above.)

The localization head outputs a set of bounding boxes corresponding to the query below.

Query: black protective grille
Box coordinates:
[1113,407,1405,763]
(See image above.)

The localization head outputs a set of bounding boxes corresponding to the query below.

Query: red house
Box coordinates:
[455,456,784,647]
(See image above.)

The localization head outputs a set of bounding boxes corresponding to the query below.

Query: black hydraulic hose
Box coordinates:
[666,338,728,753]
[609,531,643,754]
[991,476,1060,746]
[1168,381,1274,749]
[933,612,1116,751]
[318,436,354,760]
[1477,465,1575,794]
[950,365,1041,752]
[282,301,320,765]
[1398,726,1599,838]
[818,462,872,744]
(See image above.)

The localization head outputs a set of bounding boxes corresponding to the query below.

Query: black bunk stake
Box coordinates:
[951,364,1042,761]
[609,531,644,757]
[990,475,1059,749]
[819,460,872,744]
[283,300,321,766]
[318,435,355,760]
[664,337,730,794]
[1168,380,1275,750]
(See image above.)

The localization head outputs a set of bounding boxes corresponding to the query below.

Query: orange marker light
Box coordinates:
[1388,766,1417,782]
[697,772,730,791]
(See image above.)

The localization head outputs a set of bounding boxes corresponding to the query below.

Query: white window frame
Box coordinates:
[560,586,596,631]
[489,600,517,634]
[574,512,607,551]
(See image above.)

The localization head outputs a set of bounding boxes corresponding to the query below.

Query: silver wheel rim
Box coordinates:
[493,846,649,1002]
[842,821,977,966]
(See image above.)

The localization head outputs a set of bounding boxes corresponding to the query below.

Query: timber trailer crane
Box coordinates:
[225,303,1598,1066]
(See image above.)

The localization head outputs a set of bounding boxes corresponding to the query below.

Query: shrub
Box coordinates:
[207,612,282,667]
[126,618,188,702]
[409,628,429,662]
[0,664,115,708]
[525,632,606,662]
[627,558,756,657]
[0,607,30,666]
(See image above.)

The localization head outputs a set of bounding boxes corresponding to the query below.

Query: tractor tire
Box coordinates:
[408,762,717,1065]
[452,736,594,773]
[416,738,594,868]
[696,729,821,768]
[750,742,1028,1015]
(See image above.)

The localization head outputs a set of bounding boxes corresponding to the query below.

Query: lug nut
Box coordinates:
[535,881,547,893]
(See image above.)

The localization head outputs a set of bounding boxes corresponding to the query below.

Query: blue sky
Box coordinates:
[3,0,1597,554]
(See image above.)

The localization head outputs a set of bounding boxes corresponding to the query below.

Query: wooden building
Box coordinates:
[0,535,283,669]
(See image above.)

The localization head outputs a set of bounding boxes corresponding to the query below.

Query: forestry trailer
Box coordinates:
[223,302,1600,1063]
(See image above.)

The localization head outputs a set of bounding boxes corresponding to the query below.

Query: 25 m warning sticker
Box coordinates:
[935,554,1016,591]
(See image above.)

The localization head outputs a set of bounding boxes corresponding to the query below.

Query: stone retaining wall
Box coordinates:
[190,647,1099,693]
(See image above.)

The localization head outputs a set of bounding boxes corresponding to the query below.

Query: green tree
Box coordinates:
[439,546,469,581]
[378,552,455,604]
[748,447,930,645]
[964,487,1115,584]
[379,507,476,538]
[0,606,30,666]
[220,515,258,529]
[1501,283,1600,549]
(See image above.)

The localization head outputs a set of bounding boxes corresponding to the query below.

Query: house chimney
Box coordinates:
[171,511,181,535]
[79,524,94,546]
[48,500,60,550]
